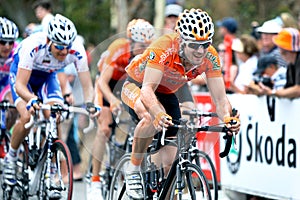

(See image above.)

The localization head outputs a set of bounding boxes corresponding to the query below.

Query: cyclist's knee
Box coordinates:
[20,111,31,125]
[97,126,111,138]
[138,112,152,126]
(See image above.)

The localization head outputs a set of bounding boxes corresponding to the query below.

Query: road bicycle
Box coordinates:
[181,109,221,200]
[1,103,93,200]
[85,109,136,200]
[109,112,236,200]
[0,100,16,173]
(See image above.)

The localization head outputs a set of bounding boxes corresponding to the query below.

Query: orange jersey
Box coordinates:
[126,33,222,94]
[97,38,131,80]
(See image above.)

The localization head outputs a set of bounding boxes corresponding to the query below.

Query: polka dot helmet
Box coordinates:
[0,17,19,41]
[175,8,214,42]
[48,14,77,45]
[127,19,155,43]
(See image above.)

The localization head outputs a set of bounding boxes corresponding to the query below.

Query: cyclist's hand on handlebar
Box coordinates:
[153,112,173,131]
[223,109,241,135]
[26,97,42,115]
[85,102,101,118]
[63,93,74,105]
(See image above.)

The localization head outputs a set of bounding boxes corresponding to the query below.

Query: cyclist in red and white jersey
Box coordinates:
[0,17,19,159]
[3,14,100,198]
[0,17,19,102]
[87,19,155,200]
[121,8,241,199]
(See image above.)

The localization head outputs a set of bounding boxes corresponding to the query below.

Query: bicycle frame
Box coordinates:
[21,104,92,198]
[145,117,232,199]
[25,110,59,196]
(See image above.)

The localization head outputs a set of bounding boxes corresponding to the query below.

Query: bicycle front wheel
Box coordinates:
[109,153,131,200]
[38,140,73,200]
[193,150,218,200]
[170,163,212,200]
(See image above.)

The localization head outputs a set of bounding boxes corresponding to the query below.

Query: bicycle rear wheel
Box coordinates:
[170,163,212,200]
[38,140,73,200]
[193,150,218,200]
[109,153,131,200]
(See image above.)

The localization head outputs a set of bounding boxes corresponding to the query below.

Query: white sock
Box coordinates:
[127,162,141,172]
[6,145,18,162]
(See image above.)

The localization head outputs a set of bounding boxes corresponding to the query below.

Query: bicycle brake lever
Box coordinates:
[219,133,232,158]
[219,108,238,158]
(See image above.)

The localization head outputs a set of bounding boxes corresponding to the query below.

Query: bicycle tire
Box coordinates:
[169,163,212,200]
[109,153,131,200]
[193,150,218,200]
[0,131,11,159]
[38,140,73,200]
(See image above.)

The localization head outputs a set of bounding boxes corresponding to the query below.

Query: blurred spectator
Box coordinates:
[247,55,286,95]
[58,35,86,181]
[250,21,260,40]
[166,0,185,6]
[256,19,288,68]
[260,28,300,98]
[230,34,259,94]
[250,21,262,50]
[217,42,226,68]
[217,17,238,92]
[274,12,299,29]
[22,23,40,38]
[298,12,300,29]
[163,4,183,35]
[32,0,54,32]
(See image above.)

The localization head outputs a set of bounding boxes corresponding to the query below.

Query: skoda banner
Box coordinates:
[221,94,299,200]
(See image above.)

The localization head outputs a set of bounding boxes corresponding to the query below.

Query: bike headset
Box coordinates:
[0,17,19,41]
[175,8,214,61]
[126,19,156,59]
[47,14,77,46]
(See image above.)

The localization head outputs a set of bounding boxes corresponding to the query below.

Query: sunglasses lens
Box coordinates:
[55,45,64,50]
[188,43,200,49]
[54,43,72,50]
[0,40,14,45]
[187,42,210,50]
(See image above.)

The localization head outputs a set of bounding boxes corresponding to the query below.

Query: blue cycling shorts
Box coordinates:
[9,69,64,105]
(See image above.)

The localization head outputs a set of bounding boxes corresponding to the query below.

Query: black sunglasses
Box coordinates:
[0,40,14,46]
[185,41,211,50]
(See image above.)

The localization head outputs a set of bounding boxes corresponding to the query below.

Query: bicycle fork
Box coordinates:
[175,162,185,199]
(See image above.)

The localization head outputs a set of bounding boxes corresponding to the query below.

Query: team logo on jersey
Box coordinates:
[149,51,155,60]
[206,52,220,70]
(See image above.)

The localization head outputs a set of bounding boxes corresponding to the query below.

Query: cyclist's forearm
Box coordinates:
[99,65,117,104]
[78,71,94,103]
[16,85,37,102]
[15,69,37,102]
[207,77,232,119]
[99,78,116,104]
[140,86,163,115]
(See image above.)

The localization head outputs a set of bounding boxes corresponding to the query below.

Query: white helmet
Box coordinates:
[48,14,77,45]
[175,8,214,42]
[127,19,155,43]
[165,4,183,17]
[0,17,19,41]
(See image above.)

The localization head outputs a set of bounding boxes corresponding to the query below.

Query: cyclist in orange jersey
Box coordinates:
[121,8,241,199]
[87,19,156,200]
